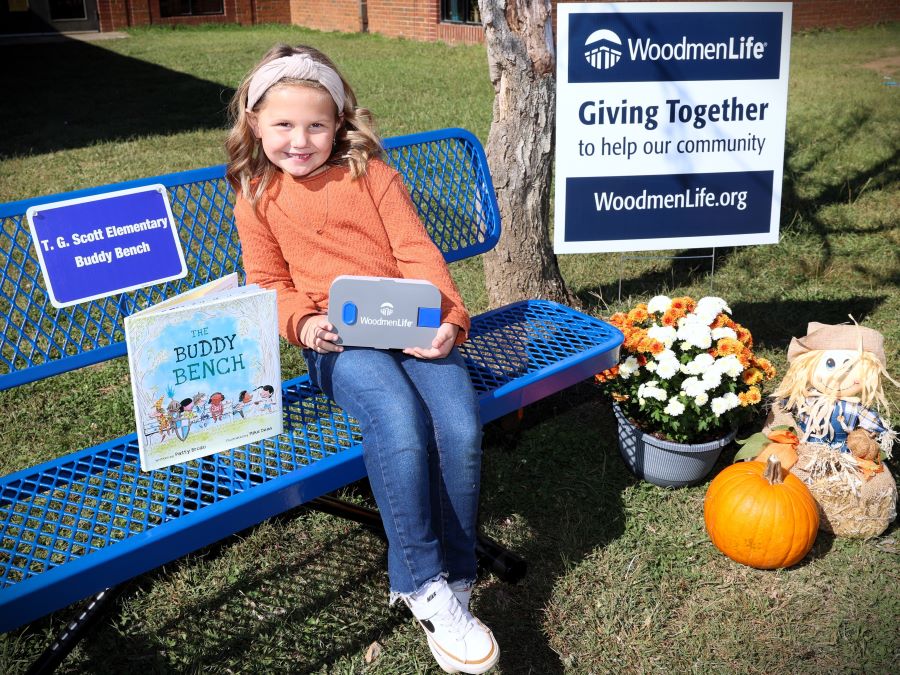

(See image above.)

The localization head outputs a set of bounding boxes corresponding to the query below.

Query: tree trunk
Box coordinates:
[479,0,575,308]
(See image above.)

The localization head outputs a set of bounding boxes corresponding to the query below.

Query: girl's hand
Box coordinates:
[403,323,459,360]
[299,315,343,354]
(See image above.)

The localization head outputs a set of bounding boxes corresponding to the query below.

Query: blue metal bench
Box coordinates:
[0,128,622,634]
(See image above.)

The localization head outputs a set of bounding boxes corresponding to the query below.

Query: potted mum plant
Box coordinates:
[596,295,776,486]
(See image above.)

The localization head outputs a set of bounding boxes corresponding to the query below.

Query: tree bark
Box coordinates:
[479,0,575,307]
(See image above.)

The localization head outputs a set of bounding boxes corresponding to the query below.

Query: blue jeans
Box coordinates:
[303,346,483,594]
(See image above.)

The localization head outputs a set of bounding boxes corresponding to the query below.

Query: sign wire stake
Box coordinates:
[617,247,716,302]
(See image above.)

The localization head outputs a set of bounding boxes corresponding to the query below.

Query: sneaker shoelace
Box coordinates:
[430,595,474,638]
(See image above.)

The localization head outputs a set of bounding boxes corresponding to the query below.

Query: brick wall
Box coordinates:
[290,0,358,33]
[95,0,899,36]
[791,0,900,30]
[98,0,261,30]
[291,1,900,45]
[554,0,900,34]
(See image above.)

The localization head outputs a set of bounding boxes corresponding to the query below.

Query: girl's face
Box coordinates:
[811,349,863,397]
[250,84,341,179]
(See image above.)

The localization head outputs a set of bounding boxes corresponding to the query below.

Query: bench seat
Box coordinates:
[0,298,619,632]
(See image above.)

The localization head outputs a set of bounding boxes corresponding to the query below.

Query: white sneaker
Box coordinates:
[403,577,499,674]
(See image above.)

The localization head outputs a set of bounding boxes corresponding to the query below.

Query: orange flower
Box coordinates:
[745,386,761,404]
[624,329,645,351]
[595,366,619,384]
[609,312,628,328]
[638,336,665,355]
[737,348,753,368]
[741,367,764,385]
[628,305,650,323]
[661,309,679,326]
[611,392,629,402]
[716,337,744,357]
[754,357,777,379]
[734,324,753,348]
[670,296,696,313]
[648,340,665,355]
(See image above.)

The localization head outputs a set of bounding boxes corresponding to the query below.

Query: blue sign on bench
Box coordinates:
[26,185,187,308]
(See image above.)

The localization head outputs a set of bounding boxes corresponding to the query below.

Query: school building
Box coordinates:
[3,0,898,39]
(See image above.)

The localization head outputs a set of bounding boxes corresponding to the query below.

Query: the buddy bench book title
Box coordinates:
[124,273,282,471]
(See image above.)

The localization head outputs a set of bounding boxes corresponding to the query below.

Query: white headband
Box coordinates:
[246,54,346,113]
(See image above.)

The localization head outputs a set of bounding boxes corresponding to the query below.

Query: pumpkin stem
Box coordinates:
[763,454,784,485]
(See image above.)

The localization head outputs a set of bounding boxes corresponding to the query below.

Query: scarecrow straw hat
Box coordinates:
[787,322,886,365]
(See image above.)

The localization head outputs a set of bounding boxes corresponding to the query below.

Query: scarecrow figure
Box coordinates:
[764,321,898,538]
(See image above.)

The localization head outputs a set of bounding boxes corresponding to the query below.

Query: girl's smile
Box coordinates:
[250,84,342,178]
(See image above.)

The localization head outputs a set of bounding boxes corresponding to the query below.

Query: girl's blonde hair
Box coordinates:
[225,44,382,210]
[774,349,889,412]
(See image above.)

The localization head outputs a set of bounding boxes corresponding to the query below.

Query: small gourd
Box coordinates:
[704,455,819,569]
[753,428,800,471]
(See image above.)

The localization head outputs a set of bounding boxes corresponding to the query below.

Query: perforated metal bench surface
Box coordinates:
[0,129,622,632]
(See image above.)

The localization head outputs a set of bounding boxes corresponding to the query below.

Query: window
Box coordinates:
[159,0,223,17]
[441,0,480,26]
[49,0,87,20]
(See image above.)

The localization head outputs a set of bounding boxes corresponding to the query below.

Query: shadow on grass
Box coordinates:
[729,296,888,352]
[0,35,233,159]
[573,106,899,310]
[60,516,402,673]
[476,382,637,673]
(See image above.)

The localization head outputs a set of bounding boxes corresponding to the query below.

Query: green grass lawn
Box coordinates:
[1,22,898,674]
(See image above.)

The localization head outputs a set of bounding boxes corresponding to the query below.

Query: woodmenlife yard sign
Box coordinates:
[554,2,792,254]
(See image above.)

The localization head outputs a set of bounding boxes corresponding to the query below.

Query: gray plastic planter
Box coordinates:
[612,403,736,487]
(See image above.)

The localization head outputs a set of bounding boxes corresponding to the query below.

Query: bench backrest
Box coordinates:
[0,128,499,391]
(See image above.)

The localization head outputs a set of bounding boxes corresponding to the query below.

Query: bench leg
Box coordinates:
[26,586,124,675]
[307,495,528,584]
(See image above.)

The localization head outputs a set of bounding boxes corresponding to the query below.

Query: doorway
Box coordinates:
[1,0,99,34]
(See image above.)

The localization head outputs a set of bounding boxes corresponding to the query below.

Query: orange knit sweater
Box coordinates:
[234,159,470,348]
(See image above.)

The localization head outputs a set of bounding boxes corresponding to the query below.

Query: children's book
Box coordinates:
[124,273,282,471]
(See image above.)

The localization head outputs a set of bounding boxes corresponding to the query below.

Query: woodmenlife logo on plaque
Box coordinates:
[554,2,792,254]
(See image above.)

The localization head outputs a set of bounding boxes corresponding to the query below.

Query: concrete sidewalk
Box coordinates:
[0,31,128,46]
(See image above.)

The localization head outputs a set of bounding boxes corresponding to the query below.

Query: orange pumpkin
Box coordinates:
[704,455,819,569]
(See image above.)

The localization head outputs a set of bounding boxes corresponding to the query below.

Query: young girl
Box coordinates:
[226,44,499,674]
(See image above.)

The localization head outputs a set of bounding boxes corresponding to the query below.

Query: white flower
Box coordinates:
[722,392,740,409]
[638,381,668,402]
[681,376,707,398]
[676,318,712,349]
[710,396,729,416]
[713,354,744,378]
[619,355,640,380]
[693,392,709,406]
[647,324,677,349]
[657,348,678,363]
[683,352,715,376]
[695,297,732,325]
[645,361,658,372]
[664,397,686,416]
[711,326,737,341]
[701,369,723,390]
[710,392,740,416]
[647,295,672,314]
[656,358,680,380]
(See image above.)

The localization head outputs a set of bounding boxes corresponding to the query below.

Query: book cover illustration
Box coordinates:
[125,274,282,471]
